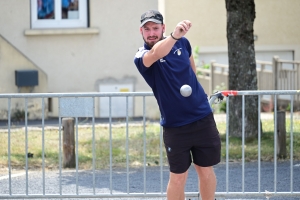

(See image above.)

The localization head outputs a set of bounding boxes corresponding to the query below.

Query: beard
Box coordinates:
[143,33,164,48]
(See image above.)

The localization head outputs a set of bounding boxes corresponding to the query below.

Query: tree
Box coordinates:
[225,0,259,138]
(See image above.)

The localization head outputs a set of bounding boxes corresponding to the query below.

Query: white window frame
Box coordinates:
[31,0,88,29]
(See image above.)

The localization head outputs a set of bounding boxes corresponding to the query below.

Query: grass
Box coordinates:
[0,124,164,170]
[219,118,300,161]
[0,118,300,171]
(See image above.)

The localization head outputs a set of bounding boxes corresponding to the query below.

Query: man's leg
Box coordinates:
[166,170,189,200]
[194,165,216,200]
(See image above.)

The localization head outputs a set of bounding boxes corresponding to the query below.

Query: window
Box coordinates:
[31,0,88,29]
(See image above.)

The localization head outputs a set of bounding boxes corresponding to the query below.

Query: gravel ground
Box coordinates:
[1,161,300,200]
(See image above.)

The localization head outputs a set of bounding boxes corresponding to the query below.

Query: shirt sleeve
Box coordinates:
[183,37,192,57]
[133,47,155,88]
[134,47,149,74]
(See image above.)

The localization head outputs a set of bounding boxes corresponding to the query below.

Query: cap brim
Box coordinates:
[140,19,162,27]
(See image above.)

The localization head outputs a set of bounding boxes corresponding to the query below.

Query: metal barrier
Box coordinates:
[0,91,300,199]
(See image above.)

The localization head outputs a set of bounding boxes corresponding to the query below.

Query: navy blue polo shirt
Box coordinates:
[134,37,212,127]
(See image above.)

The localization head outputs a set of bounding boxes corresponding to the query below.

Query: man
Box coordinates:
[134,10,221,200]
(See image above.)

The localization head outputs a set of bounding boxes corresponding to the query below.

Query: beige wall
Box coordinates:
[254,0,300,60]
[0,36,48,94]
[255,0,300,46]
[161,0,227,47]
[162,0,300,60]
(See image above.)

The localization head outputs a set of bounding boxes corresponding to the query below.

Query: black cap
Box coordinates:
[140,10,163,27]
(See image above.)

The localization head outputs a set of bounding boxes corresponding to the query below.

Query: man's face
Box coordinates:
[140,22,165,48]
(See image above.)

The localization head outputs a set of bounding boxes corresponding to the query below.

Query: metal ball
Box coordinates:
[180,84,192,97]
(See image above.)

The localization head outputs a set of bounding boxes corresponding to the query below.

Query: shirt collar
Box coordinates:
[144,43,151,50]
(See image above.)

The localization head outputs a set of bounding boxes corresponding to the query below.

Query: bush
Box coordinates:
[12,109,29,121]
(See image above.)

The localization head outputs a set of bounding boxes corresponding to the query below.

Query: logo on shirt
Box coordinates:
[173,48,182,56]
[160,58,166,62]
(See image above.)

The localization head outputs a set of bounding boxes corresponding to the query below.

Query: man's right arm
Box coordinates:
[142,36,177,67]
[143,20,192,68]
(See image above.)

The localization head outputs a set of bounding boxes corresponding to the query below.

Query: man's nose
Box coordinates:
[149,30,156,36]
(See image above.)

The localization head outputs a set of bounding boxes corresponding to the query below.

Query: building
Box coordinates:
[0,0,299,119]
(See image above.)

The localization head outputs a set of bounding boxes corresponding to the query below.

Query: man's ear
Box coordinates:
[162,24,165,33]
[140,27,143,34]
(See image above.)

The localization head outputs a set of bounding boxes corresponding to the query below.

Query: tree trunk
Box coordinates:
[226,0,259,138]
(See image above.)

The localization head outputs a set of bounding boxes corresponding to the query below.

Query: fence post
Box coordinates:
[276,111,287,158]
[62,117,76,168]
[272,56,279,90]
[272,56,279,112]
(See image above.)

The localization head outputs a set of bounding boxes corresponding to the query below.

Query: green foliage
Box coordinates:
[11,108,29,121]
[193,45,211,76]
[201,63,210,69]
[286,103,291,112]
[193,45,200,65]
[219,100,227,113]
[213,82,226,93]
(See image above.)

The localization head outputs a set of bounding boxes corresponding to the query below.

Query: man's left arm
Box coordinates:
[189,54,197,74]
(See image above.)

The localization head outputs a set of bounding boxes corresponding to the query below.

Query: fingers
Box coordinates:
[173,20,192,39]
[179,20,192,32]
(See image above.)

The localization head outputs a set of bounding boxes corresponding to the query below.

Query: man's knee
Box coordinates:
[169,171,188,186]
[195,165,216,180]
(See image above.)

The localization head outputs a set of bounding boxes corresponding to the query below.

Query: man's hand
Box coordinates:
[172,20,192,39]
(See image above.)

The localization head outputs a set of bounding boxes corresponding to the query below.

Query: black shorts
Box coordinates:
[163,113,221,174]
